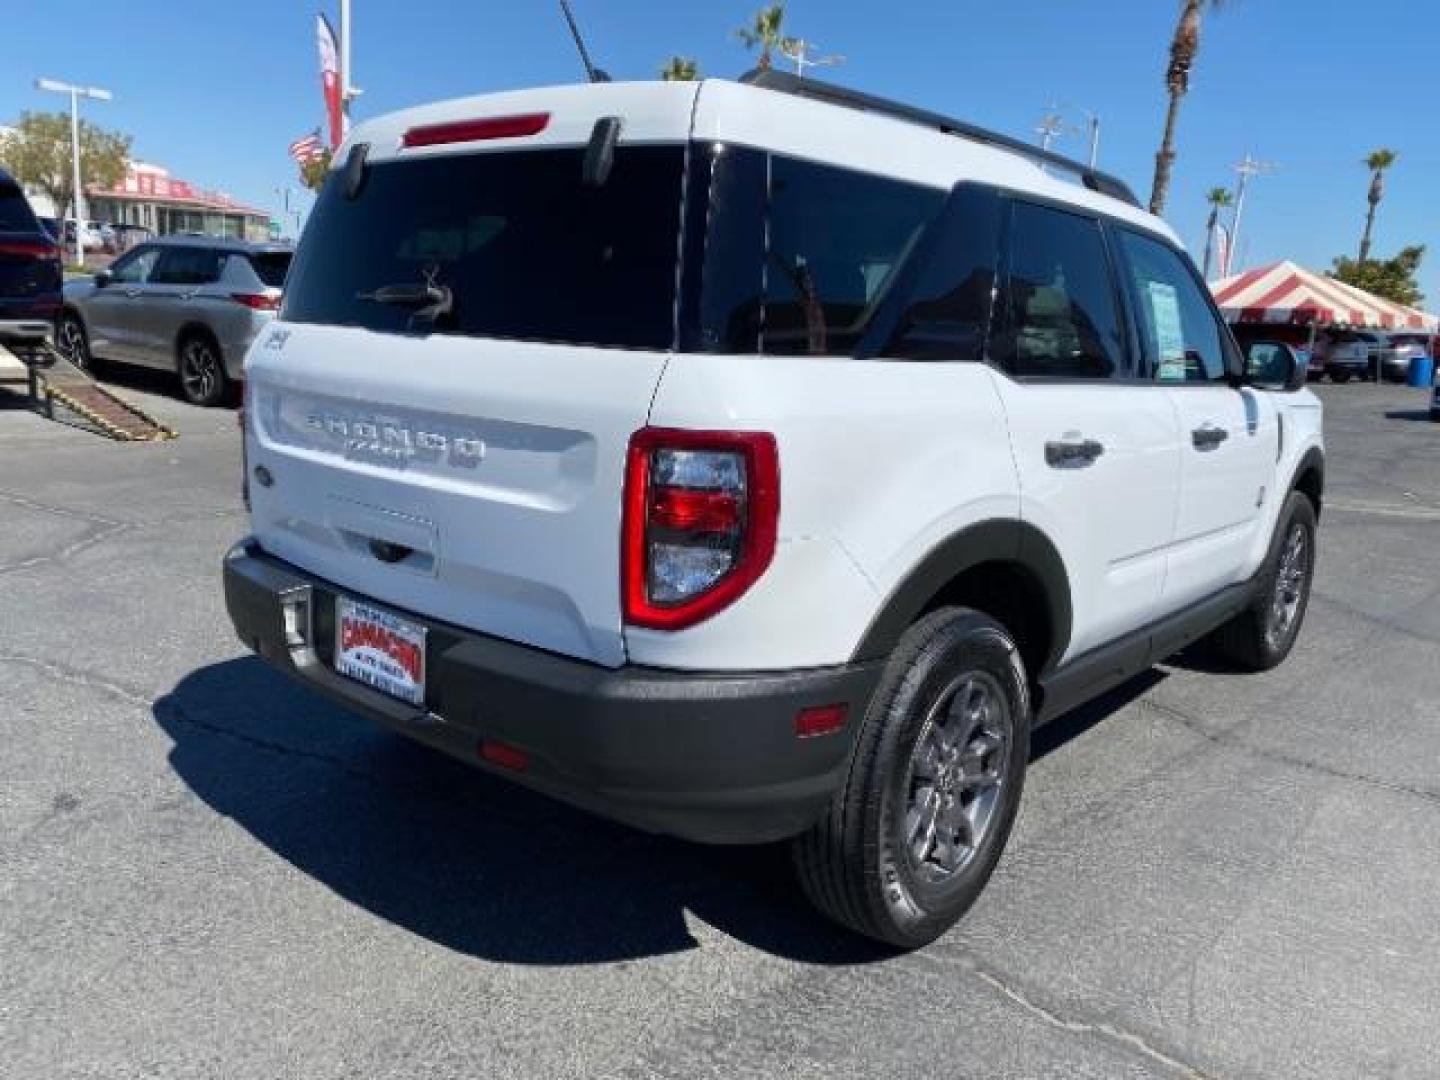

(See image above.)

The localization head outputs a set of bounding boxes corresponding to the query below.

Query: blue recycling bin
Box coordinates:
[1407,355,1435,388]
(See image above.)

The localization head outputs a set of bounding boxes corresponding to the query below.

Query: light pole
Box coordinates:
[1225,154,1276,278]
[778,38,845,80]
[35,77,112,268]
[339,0,362,130]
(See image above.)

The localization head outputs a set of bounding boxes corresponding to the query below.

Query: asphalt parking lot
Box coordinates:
[2,367,1437,1079]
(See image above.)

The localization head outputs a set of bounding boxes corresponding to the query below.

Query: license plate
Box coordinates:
[334,597,427,706]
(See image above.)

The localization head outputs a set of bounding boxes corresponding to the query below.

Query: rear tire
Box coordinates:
[792,608,1030,949]
[177,333,229,407]
[1211,491,1317,672]
[1329,368,1352,384]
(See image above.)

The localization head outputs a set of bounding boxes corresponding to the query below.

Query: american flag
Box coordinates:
[288,131,325,165]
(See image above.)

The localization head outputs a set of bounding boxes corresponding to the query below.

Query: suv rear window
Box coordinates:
[0,181,39,232]
[282,146,685,350]
[247,252,292,288]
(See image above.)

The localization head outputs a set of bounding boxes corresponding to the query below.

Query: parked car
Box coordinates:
[58,236,293,405]
[62,219,106,253]
[0,167,63,347]
[1318,329,1380,382]
[1382,332,1434,383]
[224,72,1324,948]
[36,216,61,242]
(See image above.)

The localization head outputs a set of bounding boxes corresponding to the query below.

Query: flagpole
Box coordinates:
[340,0,351,131]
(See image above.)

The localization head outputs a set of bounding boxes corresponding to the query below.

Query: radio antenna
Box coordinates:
[559,1,611,83]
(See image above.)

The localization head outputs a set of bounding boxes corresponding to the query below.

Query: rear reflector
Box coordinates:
[231,292,281,311]
[402,113,551,148]
[795,704,848,739]
[479,739,529,772]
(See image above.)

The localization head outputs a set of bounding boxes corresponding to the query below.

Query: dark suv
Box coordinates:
[0,167,63,347]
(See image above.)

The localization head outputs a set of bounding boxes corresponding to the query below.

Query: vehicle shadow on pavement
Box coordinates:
[153,657,898,967]
[1031,668,1166,760]
[1384,409,1435,423]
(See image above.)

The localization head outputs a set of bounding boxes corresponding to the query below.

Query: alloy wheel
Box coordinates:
[180,340,221,404]
[58,318,88,370]
[903,670,1011,881]
[1267,522,1310,649]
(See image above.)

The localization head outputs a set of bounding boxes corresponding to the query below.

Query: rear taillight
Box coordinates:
[231,292,281,311]
[402,112,551,148]
[0,239,60,261]
[240,379,251,509]
[623,428,779,631]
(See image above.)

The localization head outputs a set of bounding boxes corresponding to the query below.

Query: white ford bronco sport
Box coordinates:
[225,71,1324,948]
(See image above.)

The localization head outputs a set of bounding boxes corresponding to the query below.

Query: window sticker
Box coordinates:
[1147,281,1187,381]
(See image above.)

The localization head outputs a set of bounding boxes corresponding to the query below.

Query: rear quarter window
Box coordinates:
[281,146,685,350]
[246,252,292,288]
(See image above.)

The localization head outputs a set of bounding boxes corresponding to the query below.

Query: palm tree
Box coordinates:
[659,56,700,82]
[1201,186,1233,279]
[1357,148,1397,264]
[735,3,787,71]
[1149,0,1230,217]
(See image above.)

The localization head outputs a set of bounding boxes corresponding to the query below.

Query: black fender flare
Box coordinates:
[1289,446,1325,517]
[849,519,1073,674]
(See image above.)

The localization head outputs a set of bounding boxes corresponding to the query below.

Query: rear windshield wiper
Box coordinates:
[356,281,454,326]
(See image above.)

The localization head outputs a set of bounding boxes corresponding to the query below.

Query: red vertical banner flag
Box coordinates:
[317,13,343,150]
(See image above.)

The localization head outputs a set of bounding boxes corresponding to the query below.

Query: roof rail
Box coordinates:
[738,69,1143,210]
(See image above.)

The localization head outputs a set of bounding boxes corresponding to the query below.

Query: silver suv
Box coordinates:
[59,236,292,406]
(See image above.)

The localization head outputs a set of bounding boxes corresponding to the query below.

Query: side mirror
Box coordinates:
[1244,341,1306,392]
[93,269,113,288]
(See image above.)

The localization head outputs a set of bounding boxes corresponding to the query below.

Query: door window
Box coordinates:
[152,247,223,286]
[109,246,160,284]
[994,203,1126,379]
[1116,230,1231,384]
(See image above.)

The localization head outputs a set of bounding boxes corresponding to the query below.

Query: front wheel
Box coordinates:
[792,608,1030,948]
[56,313,93,372]
[1328,368,1352,384]
[1211,491,1317,671]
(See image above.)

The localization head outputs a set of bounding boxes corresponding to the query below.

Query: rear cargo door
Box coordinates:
[245,134,691,668]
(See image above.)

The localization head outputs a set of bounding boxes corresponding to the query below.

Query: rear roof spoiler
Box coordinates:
[739,69,1143,210]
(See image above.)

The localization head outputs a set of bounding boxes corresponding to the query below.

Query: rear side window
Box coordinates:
[153,247,222,286]
[762,157,944,356]
[246,252,292,288]
[0,181,39,232]
[1116,229,1230,383]
[283,146,685,350]
[993,202,1126,379]
[687,148,945,356]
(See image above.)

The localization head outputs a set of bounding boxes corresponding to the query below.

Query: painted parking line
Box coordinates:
[1327,500,1440,521]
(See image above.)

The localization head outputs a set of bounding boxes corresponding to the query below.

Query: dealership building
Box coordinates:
[0,126,271,242]
[86,162,271,242]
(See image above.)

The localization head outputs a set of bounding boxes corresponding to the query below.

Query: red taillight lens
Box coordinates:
[0,239,60,260]
[402,112,551,148]
[623,428,779,631]
[231,292,281,311]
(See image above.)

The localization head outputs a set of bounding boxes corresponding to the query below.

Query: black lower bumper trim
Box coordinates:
[223,541,881,844]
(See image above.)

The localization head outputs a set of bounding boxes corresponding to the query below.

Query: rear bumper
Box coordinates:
[222,540,882,844]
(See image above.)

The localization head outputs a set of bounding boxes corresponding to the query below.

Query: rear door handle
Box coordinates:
[124,289,141,299]
[1192,424,1229,451]
[1045,436,1106,469]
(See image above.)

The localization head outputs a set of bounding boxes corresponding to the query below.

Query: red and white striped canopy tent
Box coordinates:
[1210,260,1437,331]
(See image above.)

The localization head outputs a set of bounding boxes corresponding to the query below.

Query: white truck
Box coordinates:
[225,72,1324,947]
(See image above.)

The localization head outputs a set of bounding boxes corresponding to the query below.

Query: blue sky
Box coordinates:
[3,1,1436,303]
